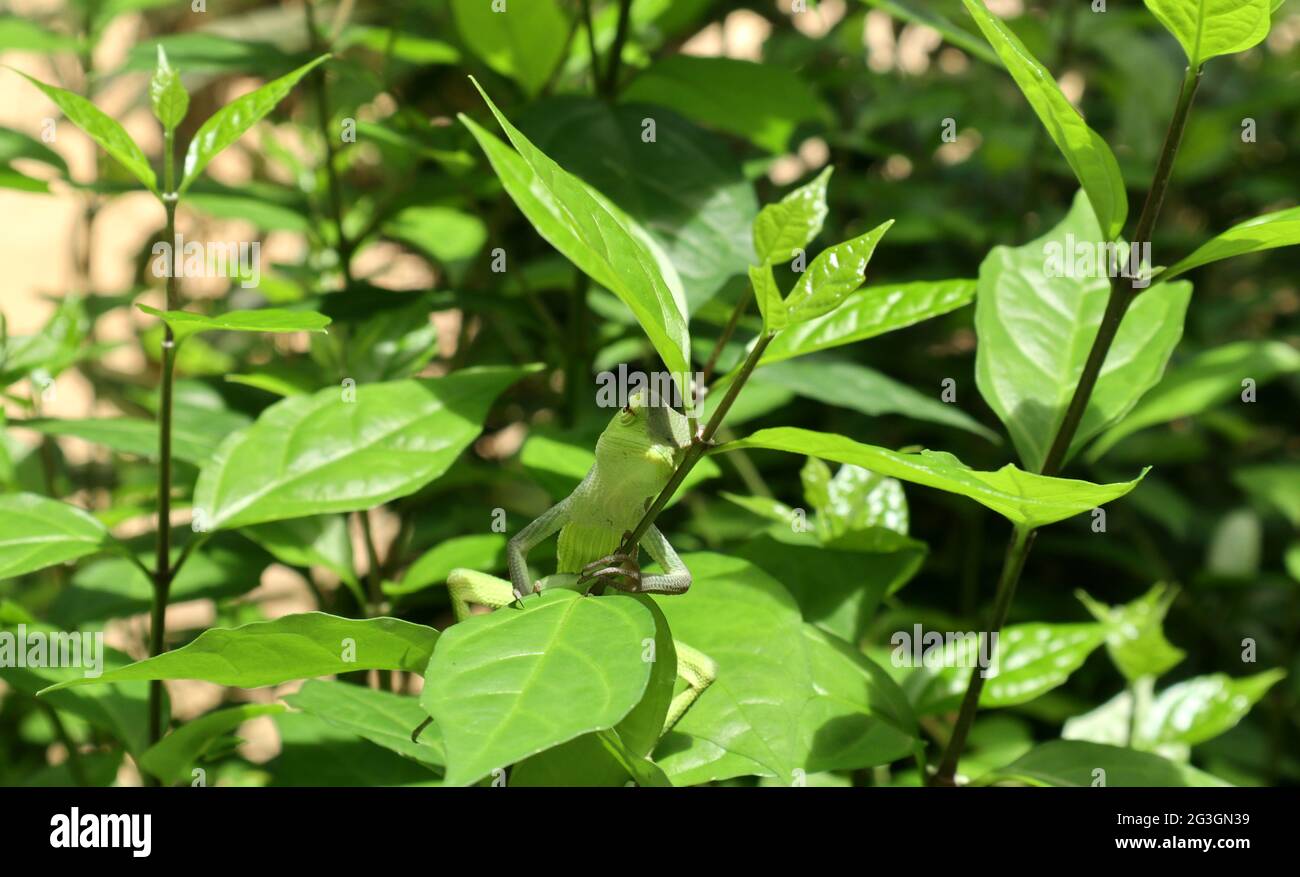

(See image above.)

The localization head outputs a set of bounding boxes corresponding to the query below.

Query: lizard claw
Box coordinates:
[579,552,633,579]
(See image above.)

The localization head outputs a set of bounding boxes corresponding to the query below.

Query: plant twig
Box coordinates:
[929,65,1203,787]
[146,195,180,773]
[601,0,633,97]
[305,0,352,285]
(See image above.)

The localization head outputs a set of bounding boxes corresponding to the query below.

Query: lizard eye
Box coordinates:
[619,405,637,424]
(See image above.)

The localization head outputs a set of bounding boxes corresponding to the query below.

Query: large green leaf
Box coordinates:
[1142,0,1273,67]
[1162,206,1300,280]
[519,98,758,313]
[509,595,677,786]
[0,493,110,581]
[179,55,328,194]
[284,679,445,771]
[720,428,1146,528]
[621,55,832,154]
[652,553,918,785]
[7,68,157,193]
[137,304,330,345]
[450,0,567,95]
[1077,583,1185,682]
[421,590,657,787]
[961,0,1127,239]
[1088,341,1300,461]
[975,191,1192,472]
[755,279,976,368]
[909,622,1106,714]
[139,703,284,785]
[461,83,693,411]
[980,741,1230,786]
[39,613,438,693]
[193,365,538,530]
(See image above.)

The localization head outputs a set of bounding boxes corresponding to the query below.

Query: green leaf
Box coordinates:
[510,595,677,786]
[139,703,284,785]
[720,427,1146,529]
[1077,583,1186,682]
[517,98,758,313]
[17,416,218,467]
[0,16,81,52]
[451,0,567,96]
[749,262,787,333]
[148,45,189,133]
[136,304,330,345]
[782,221,893,325]
[242,516,360,603]
[49,537,269,628]
[1142,0,1273,67]
[910,622,1106,714]
[1068,670,1285,751]
[622,55,832,154]
[756,278,976,369]
[7,67,157,194]
[0,125,69,176]
[857,1,999,66]
[179,55,328,194]
[39,612,438,694]
[268,710,439,786]
[421,590,657,787]
[802,457,909,539]
[1163,206,1300,280]
[980,740,1230,786]
[961,0,1127,239]
[461,83,693,412]
[975,191,1192,472]
[284,679,445,771]
[0,631,162,757]
[736,529,926,645]
[193,365,539,530]
[384,534,506,597]
[756,358,1000,442]
[1088,341,1300,461]
[753,167,833,266]
[653,554,917,785]
[1234,465,1300,527]
[0,493,109,580]
[1145,670,1286,747]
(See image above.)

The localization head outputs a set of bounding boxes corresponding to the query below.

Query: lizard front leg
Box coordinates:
[506,499,571,601]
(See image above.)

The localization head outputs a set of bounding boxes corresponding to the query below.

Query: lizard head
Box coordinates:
[595,389,691,483]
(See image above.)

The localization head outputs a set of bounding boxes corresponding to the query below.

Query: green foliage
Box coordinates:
[0,0,1295,794]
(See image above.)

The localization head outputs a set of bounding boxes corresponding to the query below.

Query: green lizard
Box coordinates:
[442,389,717,733]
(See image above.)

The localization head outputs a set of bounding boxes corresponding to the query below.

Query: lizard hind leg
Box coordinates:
[664,641,717,733]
